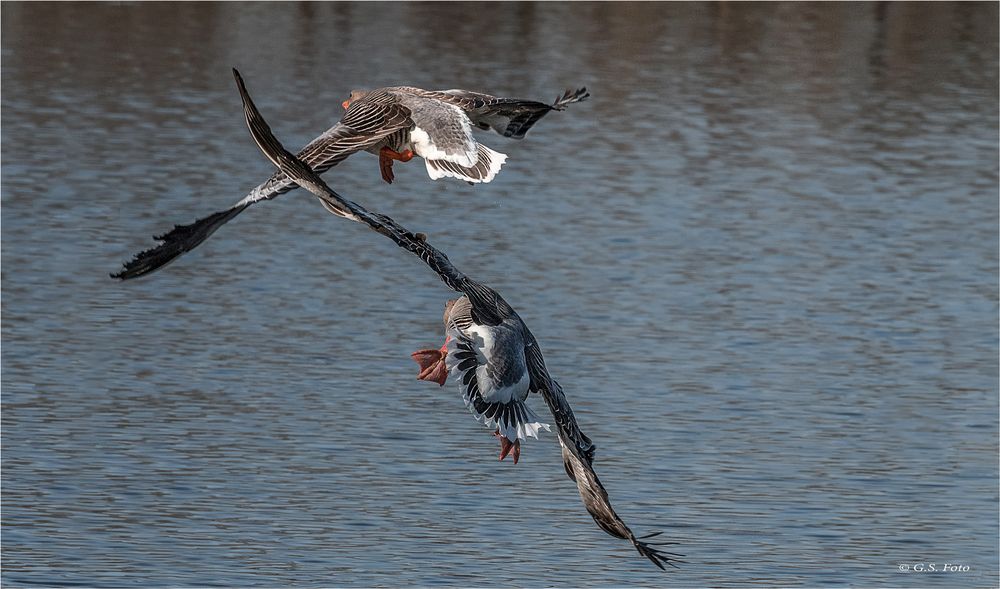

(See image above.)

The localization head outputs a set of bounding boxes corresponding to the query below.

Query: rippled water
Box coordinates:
[3,3,998,587]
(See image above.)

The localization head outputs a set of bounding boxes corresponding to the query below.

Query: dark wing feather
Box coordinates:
[110,204,252,279]
[233,68,676,570]
[525,337,682,569]
[559,435,684,570]
[524,339,595,464]
[111,84,413,280]
[412,87,589,139]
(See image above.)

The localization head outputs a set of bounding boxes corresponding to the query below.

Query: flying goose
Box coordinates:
[233,69,678,570]
[112,80,588,280]
[411,296,552,465]
[340,86,587,185]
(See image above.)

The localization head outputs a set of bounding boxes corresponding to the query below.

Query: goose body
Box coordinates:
[442,296,551,459]
[412,295,551,463]
[352,88,508,184]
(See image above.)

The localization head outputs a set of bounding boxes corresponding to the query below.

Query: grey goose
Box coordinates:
[112,80,587,280]
[411,295,552,465]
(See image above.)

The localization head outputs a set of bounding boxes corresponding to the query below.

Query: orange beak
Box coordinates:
[341,99,350,110]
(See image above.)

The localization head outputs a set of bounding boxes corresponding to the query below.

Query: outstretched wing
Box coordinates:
[524,341,681,570]
[558,432,682,570]
[407,87,589,139]
[234,68,678,570]
[111,84,413,280]
[524,340,595,464]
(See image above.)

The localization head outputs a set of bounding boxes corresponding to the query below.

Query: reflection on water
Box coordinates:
[3,2,998,587]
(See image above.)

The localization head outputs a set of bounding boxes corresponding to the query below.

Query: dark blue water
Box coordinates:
[3,2,998,587]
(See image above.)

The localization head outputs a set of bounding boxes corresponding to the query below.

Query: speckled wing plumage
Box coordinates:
[293,90,414,183]
[232,69,678,571]
[111,89,413,280]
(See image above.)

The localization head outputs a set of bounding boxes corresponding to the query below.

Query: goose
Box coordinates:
[411,296,552,465]
[232,69,679,570]
[340,85,587,185]
[112,79,588,280]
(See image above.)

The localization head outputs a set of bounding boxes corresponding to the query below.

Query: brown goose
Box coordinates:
[232,69,678,571]
[112,80,588,280]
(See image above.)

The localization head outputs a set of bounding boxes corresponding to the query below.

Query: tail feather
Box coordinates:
[425,144,507,184]
[466,396,551,442]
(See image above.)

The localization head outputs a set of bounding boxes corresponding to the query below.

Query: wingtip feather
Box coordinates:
[631,534,685,571]
[551,87,590,110]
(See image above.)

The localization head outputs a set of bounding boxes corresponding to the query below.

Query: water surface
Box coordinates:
[3,2,998,587]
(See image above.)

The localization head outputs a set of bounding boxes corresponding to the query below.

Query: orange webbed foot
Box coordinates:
[494,431,521,464]
[411,341,449,386]
[379,155,395,184]
[379,147,415,184]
